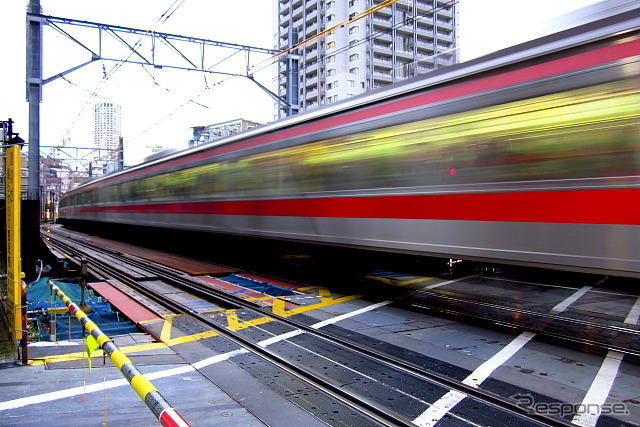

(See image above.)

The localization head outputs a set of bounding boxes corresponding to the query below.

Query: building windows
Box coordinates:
[276,0,457,119]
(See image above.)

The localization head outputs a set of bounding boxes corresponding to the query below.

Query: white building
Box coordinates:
[93,102,122,151]
[275,0,458,118]
[92,102,123,174]
[189,118,262,147]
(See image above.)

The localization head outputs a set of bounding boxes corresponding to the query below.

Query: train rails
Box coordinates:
[40,226,640,426]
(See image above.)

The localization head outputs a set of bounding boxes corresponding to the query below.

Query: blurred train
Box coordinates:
[60,10,640,278]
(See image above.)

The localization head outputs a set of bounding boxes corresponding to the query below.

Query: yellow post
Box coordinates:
[6,144,25,340]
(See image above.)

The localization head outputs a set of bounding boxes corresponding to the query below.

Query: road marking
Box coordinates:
[420,275,475,291]
[413,331,535,427]
[416,281,594,425]
[160,314,177,343]
[550,286,591,314]
[2,275,468,412]
[413,390,467,427]
[571,350,624,427]
[624,294,640,325]
[462,332,536,388]
[0,297,393,411]
[571,291,637,426]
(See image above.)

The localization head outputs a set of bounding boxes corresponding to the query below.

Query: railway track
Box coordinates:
[41,227,606,427]
[405,289,640,358]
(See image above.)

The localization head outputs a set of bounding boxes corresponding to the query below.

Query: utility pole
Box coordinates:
[27,0,42,202]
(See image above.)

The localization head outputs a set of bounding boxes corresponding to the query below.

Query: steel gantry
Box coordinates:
[25,2,297,200]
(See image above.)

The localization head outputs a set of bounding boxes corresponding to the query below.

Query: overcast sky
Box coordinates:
[1,0,600,167]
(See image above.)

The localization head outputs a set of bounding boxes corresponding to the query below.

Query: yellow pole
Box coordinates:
[6,144,25,341]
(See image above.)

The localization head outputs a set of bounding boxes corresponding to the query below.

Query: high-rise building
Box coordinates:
[93,102,122,151]
[275,0,458,118]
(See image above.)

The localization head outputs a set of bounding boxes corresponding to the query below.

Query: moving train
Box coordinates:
[60,10,640,278]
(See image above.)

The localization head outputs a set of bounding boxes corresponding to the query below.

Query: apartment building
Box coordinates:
[275,0,458,118]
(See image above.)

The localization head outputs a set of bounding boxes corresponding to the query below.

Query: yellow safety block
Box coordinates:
[130,375,158,400]
[110,350,131,369]
[83,320,98,332]
[97,334,110,347]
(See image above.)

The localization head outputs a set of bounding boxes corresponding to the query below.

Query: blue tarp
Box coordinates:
[27,278,139,340]
[27,278,110,313]
[221,274,296,297]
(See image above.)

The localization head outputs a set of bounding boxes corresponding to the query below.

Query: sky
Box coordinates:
[0,0,602,168]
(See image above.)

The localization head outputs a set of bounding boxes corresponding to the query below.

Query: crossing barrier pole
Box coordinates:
[47,280,190,427]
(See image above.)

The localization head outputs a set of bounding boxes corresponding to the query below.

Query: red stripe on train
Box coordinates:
[67,188,639,225]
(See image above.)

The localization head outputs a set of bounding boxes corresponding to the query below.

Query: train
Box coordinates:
[60,10,640,278]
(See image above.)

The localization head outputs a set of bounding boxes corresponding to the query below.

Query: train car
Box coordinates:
[59,10,640,278]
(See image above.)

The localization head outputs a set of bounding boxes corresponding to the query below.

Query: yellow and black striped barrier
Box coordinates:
[47,280,190,427]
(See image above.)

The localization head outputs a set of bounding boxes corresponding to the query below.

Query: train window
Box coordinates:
[72,78,639,207]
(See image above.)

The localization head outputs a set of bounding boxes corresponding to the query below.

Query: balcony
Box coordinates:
[415,23,433,36]
[416,49,436,61]
[373,67,392,77]
[436,0,453,12]
[373,7,392,17]
[305,73,319,87]
[305,48,319,62]
[373,32,392,44]
[372,55,393,69]
[292,4,303,20]
[372,16,392,25]
[436,31,453,44]
[280,3,290,15]
[305,61,320,76]
[372,73,393,85]
[304,88,319,102]
[396,23,415,35]
[305,21,319,36]
[416,38,434,50]
[395,49,414,60]
[372,42,392,53]
[306,6,318,19]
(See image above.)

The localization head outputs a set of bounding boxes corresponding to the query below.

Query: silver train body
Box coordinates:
[60,11,640,278]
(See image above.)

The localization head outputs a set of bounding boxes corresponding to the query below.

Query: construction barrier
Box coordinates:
[47,280,190,427]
